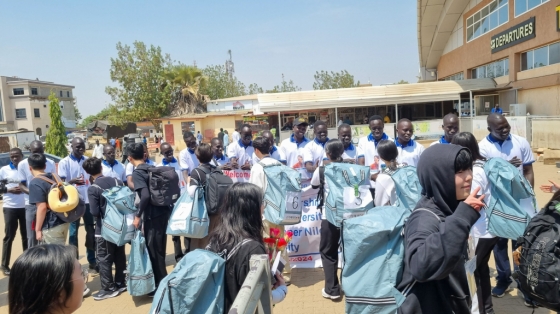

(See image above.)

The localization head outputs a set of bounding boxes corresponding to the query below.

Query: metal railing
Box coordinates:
[228,254,273,314]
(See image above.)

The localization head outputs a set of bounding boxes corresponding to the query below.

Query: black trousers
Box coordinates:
[2,207,27,268]
[474,237,500,314]
[320,219,341,296]
[144,213,169,286]
[172,236,190,263]
[95,237,126,291]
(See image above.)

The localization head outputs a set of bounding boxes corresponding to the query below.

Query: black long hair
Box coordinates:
[377,140,399,171]
[325,139,344,162]
[207,183,264,252]
[9,244,77,314]
[451,132,485,162]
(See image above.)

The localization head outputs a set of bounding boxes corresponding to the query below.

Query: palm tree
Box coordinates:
[165,65,209,116]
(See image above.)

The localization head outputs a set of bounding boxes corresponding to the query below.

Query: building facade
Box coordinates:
[418,0,560,116]
[0,76,77,136]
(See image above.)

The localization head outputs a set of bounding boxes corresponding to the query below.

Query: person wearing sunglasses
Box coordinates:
[9,244,87,314]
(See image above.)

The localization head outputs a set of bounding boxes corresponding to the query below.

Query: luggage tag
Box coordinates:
[349,167,362,206]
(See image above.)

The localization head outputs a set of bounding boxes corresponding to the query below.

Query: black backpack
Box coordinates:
[195,165,233,215]
[148,166,180,206]
[516,200,560,311]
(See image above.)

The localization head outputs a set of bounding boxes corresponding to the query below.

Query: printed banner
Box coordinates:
[285,187,343,268]
[222,169,251,182]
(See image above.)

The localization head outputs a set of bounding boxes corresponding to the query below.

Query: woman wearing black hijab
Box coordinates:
[397,144,485,314]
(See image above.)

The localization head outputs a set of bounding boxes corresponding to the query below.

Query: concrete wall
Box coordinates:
[532,118,560,149]
[518,85,560,116]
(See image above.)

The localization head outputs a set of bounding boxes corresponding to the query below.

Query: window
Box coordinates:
[34,108,40,118]
[472,58,509,78]
[36,128,42,136]
[467,0,508,42]
[521,42,560,71]
[15,109,26,119]
[13,88,24,95]
[31,87,38,95]
[59,91,63,97]
[515,0,548,16]
[66,91,70,97]
[443,72,464,81]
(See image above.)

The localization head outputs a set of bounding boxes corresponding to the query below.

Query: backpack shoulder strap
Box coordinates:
[35,175,56,185]
[413,208,442,222]
[226,239,253,261]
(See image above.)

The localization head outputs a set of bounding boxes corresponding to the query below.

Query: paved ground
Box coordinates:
[0,152,558,313]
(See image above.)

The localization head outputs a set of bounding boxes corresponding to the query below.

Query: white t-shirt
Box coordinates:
[0,164,26,208]
[249,157,280,193]
[374,173,397,207]
[303,138,329,167]
[179,148,199,176]
[18,157,56,205]
[156,158,186,194]
[227,140,254,166]
[211,155,230,167]
[279,135,311,180]
[125,159,155,177]
[101,160,127,182]
[395,139,425,167]
[252,146,281,164]
[430,136,451,147]
[58,154,90,203]
[478,134,535,173]
[357,133,393,188]
[470,162,494,239]
[321,143,364,164]
[232,131,240,142]
[92,144,104,159]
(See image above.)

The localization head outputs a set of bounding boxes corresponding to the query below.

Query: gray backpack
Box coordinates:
[148,166,180,207]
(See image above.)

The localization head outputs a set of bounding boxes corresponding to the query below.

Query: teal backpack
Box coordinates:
[101,184,137,214]
[260,160,303,225]
[385,166,422,210]
[101,203,135,246]
[149,240,253,314]
[480,158,537,240]
[166,186,209,238]
[321,163,373,227]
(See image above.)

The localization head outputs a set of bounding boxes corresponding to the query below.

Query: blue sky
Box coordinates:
[0,1,418,117]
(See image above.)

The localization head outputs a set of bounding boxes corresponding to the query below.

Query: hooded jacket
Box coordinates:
[397,144,480,314]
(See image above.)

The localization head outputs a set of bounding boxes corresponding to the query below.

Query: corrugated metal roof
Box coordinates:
[256,78,496,113]
[161,110,251,120]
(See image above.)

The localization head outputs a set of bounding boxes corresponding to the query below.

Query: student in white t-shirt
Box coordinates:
[210,138,232,169]
[374,140,401,207]
[101,145,127,182]
[357,115,393,192]
[323,123,364,166]
[279,118,310,168]
[430,113,459,146]
[303,120,329,173]
[395,119,424,167]
[477,114,536,303]
[227,124,254,170]
[451,132,498,314]
[250,136,292,283]
[179,131,199,186]
[311,139,345,300]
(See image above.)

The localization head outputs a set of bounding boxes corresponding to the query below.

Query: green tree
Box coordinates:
[313,70,359,90]
[200,64,247,100]
[105,41,172,131]
[74,106,82,123]
[79,107,111,128]
[247,83,263,95]
[45,92,68,157]
[165,65,208,116]
[396,80,409,84]
[267,74,302,93]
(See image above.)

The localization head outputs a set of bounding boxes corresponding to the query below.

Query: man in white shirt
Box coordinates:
[157,142,186,193]
[92,140,104,159]
[478,113,535,301]
[18,140,56,248]
[357,115,393,188]
[227,124,254,170]
[232,128,240,142]
[1,148,27,275]
[179,131,199,186]
[303,120,329,173]
[323,123,365,165]
[58,137,96,269]
[101,145,127,182]
[252,131,281,164]
[125,143,155,189]
[249,136,292,282]
[210,138,232,169]
[395,119,424,167]
[430,113,459,146]
[279,117,310,167]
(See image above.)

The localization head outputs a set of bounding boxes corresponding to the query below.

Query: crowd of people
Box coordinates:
[2,110,556,314]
